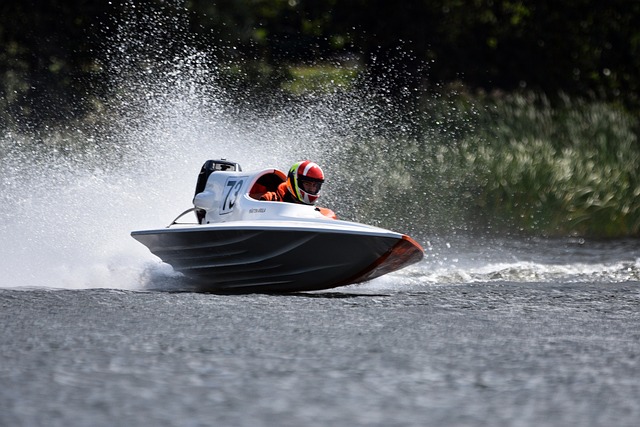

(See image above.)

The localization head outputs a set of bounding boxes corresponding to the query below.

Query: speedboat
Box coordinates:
[131,159,424,293]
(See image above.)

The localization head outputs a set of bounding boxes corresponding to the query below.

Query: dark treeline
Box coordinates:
[1,0,639,128]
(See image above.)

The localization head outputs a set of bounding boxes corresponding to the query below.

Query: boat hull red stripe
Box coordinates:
[341,235,424,286]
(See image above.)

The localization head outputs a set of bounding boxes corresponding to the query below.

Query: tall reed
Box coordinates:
[336,90,640,238]
[430,92,640,237]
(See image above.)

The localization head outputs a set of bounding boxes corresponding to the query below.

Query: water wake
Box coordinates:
[355,237,640,292]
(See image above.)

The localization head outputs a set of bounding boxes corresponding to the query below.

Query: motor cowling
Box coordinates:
[194,159,242,223]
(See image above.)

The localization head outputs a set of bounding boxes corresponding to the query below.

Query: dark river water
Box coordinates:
[2,238,640,427]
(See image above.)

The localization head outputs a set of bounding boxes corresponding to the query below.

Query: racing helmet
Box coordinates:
[286,160,325,205]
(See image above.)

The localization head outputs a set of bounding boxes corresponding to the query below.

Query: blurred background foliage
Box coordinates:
[2,0,639,126]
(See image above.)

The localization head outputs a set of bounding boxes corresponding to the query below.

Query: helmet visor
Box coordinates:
[299,178,323,195]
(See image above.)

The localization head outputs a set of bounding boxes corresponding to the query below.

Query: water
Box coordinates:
[2,232,639,426]
[2,5,640,426]
[1,279,639,427]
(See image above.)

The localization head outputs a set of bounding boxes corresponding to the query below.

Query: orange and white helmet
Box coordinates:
[286,160,325,205]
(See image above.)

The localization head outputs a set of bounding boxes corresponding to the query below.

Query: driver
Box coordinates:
[260,160,325,204]
[260,160,336,218]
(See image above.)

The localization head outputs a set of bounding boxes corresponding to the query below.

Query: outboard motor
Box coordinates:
[194,159,242,223]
